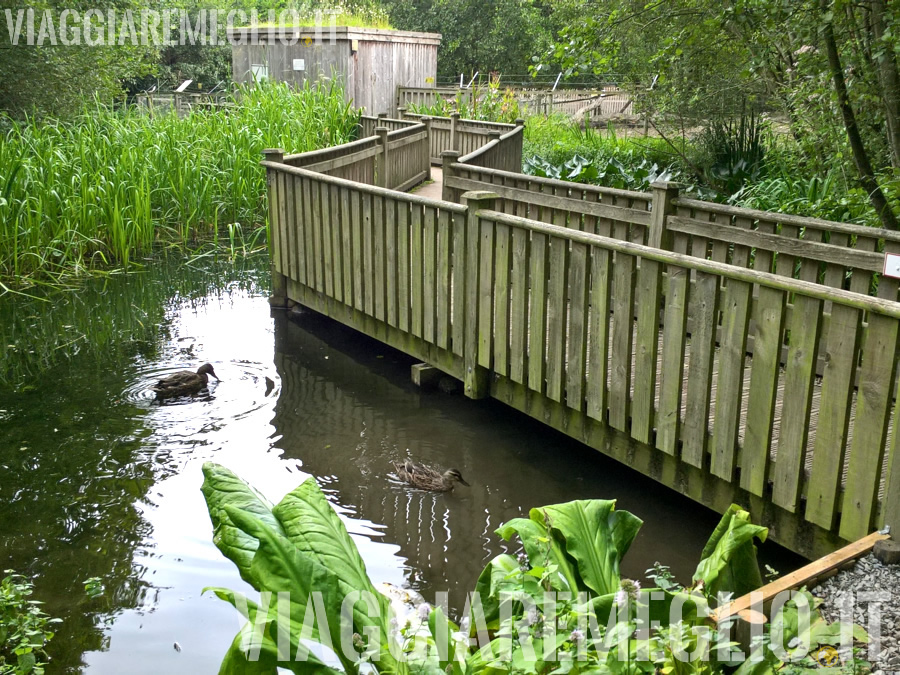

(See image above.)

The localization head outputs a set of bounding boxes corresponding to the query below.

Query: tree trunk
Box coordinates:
[870,0,900,168]
[820,0,898,230]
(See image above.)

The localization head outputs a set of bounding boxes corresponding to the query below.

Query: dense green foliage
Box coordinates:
[0,572,60,674]
[0,82,359,286]
[200,463,867,675]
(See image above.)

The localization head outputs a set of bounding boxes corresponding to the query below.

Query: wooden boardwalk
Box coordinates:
[261,112,900,559]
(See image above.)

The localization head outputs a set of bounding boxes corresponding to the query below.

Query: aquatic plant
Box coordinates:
[200,463,866,674]
[0,571,61,674]
[0,81,360,287]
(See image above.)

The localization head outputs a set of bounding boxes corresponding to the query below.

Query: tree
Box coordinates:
[540,0,900,229]
[386,0,556,78]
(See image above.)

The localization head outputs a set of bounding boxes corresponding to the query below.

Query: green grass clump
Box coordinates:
[0,81,360,287]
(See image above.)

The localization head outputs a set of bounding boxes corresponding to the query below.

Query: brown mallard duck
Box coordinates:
[152,363,220,401]
[393,460,470,492]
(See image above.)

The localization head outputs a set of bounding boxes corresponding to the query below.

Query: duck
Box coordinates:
[152,363,220,401]
[393,460,470,492]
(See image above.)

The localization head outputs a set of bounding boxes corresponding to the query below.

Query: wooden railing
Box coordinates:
[402,112,521,165]
[261,117,900,560]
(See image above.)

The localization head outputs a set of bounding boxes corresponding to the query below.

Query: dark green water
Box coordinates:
[0,254,803,673]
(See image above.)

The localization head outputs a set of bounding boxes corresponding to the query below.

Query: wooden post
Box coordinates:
[422,116,433,181]
[378,111,388,122]
[376,126,390,189]
[450,112,460,153]
[398,106,407,119]
[648,181,682,250]
[461,190,498,399]
[441,150,460,203]
[262,148,288,307]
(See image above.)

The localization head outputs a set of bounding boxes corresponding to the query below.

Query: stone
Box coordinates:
[874,539,900,565]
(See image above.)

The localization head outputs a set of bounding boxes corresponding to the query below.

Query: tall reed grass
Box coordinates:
[0,81,360,286]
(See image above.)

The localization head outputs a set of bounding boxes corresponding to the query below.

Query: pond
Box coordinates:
[0,253,803,673]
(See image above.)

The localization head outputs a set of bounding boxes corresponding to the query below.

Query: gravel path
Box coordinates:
[812,554,900,674]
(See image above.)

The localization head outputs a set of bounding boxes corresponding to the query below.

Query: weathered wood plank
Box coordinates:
[339,186,352,305]
[330,182,343,302]
[546,235,569,403]
[656,234,691,455]
[321,180,334,297]
[362,191,374,315]
[740,286,786,496]
[631,255,662,443]
[528,231,549,393]
[385,198,397,325]
[566,241,589,410]
[397,201,411,333]
[493,221,511,376]
[667,216,885,273]
[805,303,862,530]
[609,224,636,432]
[772,229,824,512]
[478,216,495,369]
[682,268,719,467]
[436,210,451,350]
[586,245,612,422]
[839,313,899,540]
[710,277,752,480]
[509,228,529,384]
[350,187,364,310]
[451,211,465,356]
[423,207,437,343]
[410,203,424,338]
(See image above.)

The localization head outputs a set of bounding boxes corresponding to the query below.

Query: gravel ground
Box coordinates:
[811,554,900,674]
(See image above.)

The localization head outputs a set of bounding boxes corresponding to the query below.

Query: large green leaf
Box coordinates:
[225,505,363,675]
[201,462,288,586]
[693,504,768,599]
[205,588,338,675]
[471,554,521,630]
[273,477,383,600]
[538,500,643,597]
[273,478,395,662]
[495,517,580,592]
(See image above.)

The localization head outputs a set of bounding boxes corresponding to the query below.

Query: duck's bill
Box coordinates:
[459,477,470,486]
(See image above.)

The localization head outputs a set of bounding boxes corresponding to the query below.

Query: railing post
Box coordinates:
[421,116,433,181]
[441,150,460,203]
[450,112,460,153]
[461,190,498,399]
[378,112,388,124]
[649,181,682,250]
[262,148,287,307]
[514,118,526,170]
[376,126,390,188]
[398,106,407,119]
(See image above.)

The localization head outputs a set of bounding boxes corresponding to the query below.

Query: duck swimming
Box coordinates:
[393,460,470,492]
[152,363,219,401]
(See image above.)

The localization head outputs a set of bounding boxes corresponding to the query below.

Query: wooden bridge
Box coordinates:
[262,112,900,559]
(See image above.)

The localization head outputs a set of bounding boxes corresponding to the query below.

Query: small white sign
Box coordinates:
[884,252,900,279]
[174,79,193,93]
[293,59,305,71]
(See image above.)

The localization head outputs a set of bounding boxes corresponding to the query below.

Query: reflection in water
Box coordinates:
[0,255,804,674]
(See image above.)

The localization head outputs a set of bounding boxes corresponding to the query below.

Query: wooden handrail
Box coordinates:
[284,136,380,165]
[673,197,900,243]
[261,160,467,213]
[452,163,651,202]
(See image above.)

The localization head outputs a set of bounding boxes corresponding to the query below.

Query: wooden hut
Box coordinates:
[227,26,441,115]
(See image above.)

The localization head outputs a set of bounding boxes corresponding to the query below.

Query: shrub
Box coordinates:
[0,572,60,675]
